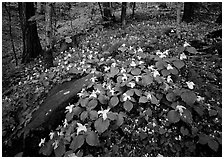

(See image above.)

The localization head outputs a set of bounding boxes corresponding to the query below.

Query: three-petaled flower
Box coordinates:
[76,123,87,135]
[90,76,97,82]
[180,53,187,60]
[98,107,110,120]
[175,105,186,115]
[39,138,45,147]
[49,131,54,140]
[123,93,131,101]
[128,82,135,88]
[183,41,190,47]
[65,104,74,113]
[90,90,97,98]
[134,75,141,82]
[130,61,137,67]
[153,70,160,77]
[186,81,195,89]
[167,75,173,83]
[167,64,173,70]
[52,140,59,149]
[121,67,126,73]
[122,74,128,82]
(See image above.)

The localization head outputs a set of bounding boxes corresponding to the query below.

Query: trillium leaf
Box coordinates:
[134,89,142,96]
[109,66,119,77]
[123,100,133,112]
[89,110,98,120]
[54,142,65,157]
[161,69,170,76]
[142,74,153,86]
[198,134,209,145]
[139,96,148,103]
[186,46,197,54]
[116,112,125,127]
[69,135,85,151]
[80,98,89,107]
[167,110,180,123]
[180,126,189,136]
[87,99,98,110]
[180,109,193,124]
[80,111,88,121]
[145,108,152,117]
[208,139,219,152]
[94,118,110,133]
[173,60,185,69]
[107,112,118,120]
[166,92,176,102]
[150,94,159,105]
[110,96,119,107]
[169,67,178,75]
[86,131,99,146]
[98,95,108,105]
[39,140,53,156]
[209,109,217,117]
[181,91,197,105]
[131,68,141,75]
[156,60,165,70]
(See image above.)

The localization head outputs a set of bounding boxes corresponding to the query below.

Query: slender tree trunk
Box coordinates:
[44,2,54,68]
[131,2,136,19]
[98,2,104,19]
[102,2,113,21]
[182,2,195,23]
[121,2,127,27]
[3,3,18,66]
[176,2,182,39]
[18,2,42,63]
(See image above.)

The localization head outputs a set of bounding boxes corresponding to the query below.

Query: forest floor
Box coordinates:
[2,3,222,157]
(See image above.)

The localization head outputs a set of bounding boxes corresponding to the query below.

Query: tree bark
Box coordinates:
[44,2,54,68]
[176,2,182,39]
[131,2,136,19]
[121,2,127,27]
[18,2,42,63]
[102,2,114,21]
[3,3,18,65]
[182,2,195,23]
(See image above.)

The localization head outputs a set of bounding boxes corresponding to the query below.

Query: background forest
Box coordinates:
[2,2,222,157]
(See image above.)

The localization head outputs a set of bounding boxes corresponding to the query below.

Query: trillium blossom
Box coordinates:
[63,119,68,128]
[52,140,59,149]
[39,138,45,147]
[122,74,128,82]
[121,67,126,73]
[95,88,101,94]
[90,90,97,98]
[128,82,136,88]
[123,93,131,101]
[111,62,116,67]
[148,65,154,70]
[98,107,110,120]
[90,76,97,82]
[57,131,64,136]
[186,81,195,89]
[77,89,85,98]
[146,92,152,100]
[130,61,137,67]
[110,88,115,95]
[183,41,190,47]
[104,66,110,72]
[134,75,141,82]
[167,75,173,83]
[49,131,54,140]
[163,50,169,55]
[197,96,205,102]
[153,70,160,77]
[180,53,187,60]
[138,47,143,52]
[167,64,173,70]
[175,105,186,115]
[65,104,74,113]
[77,123,87,135]
[157,154,164,157]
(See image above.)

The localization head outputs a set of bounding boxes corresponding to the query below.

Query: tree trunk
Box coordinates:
[176,2,182,39]
[44,2,54,69]
[121,2,127,26]
[3,3,18,65]
[182,2,195,23]
[131,2,136,18]
[18,2,42,64]
[102,2,114,21]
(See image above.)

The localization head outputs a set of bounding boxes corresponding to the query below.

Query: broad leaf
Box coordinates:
[98,95,108,104]
[198,134,209,145]
[54,142,65,157]
[180,109,193,124]
[89,110,98,120]
[181,91,197,105]
[116,112,125,127]
[161,69,170,76]
[87,99,98,110]
[131,68,141,75]
[86,131,99,146]
[142,74,153,86]
[167,110,180,123]
[80,111,88,121]
[186,46,197,54]
[208,139,219,152]
[39,140,53,156]
[172,60,185,69]
[94,118,110,133]
[150,94,160,105]
[180,126,189,136]
[69,135,85,151]
[107,112,118,120]
[110,96,119,107]
[166,92,176,102]
[123,100,133,112]
[139,96,148,103]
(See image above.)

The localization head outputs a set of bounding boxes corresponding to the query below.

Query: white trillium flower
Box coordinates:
[175,105,186,115]
[130,61,137,67]
[110,88,115,95]
[183,41,190,47]
[63,119,68,128]
[104,66,110,72]
[167,64,173,70]
[52,140,59,150]
[180,53,187,60]
[153,70,160,77]
[167,75,173,83]
[122,74,128,82]
[134,75,141,82]
[148,65,154,70]
[121,67,126,73]
[98,107,110,120]
[146,92,152,100]
[128,82,136,88]
[39,138,45,147]
[197,96,205,102]
[90,76,97,82]
[95,88,101,94]
[186,81,195,89]
[49,131,54,140]
[139,61,144,65]
[159,54,166,58]
[57,131,64,136]
[90,90,97,98]
[77,123,87,135]
[77,89,85,98]
[138,47,143,52]
[123,93,131,101]
[111,62,116,67]
[163,50,169,55]
[65,104,74,113]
